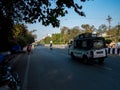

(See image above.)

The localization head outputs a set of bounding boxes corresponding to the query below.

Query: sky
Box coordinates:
[26,0,120,40]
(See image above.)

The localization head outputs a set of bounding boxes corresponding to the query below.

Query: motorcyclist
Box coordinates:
[50,40,53,50]
[27,44,31,55]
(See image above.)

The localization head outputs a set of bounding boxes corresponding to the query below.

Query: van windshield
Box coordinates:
[93,39,105,49]
[74,38,105,50]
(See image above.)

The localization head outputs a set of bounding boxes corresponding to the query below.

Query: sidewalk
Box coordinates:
[0,50,26,90]
[0,52,15,90]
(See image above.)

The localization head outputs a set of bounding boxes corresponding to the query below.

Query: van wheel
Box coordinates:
[83,56,88,64]
[71,53,75,60]
[98,58,104,64]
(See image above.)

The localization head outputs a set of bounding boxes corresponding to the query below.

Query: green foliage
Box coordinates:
[0,17,13,51]
[41,23,120,45]
[0,23,35,51]
[106,25,120,42]
[118,38,120,42]
[81,24,95,33]
[12,24,35,46]
[12,24,27,38]
[0,0,88,51]
[43,36,51,44]
[25,33,35,44]
[17,35,27,48]
[98,24,107,33]
[42,26,82,44]
[105,39,112,44]
[52,33,61,44]
[0,0,86,28]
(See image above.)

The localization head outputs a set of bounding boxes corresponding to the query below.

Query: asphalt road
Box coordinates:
[6,46,120,90]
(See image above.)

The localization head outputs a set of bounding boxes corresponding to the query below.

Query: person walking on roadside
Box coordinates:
[27,44,31,55]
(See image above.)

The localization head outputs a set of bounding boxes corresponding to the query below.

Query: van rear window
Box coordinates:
[93,39,104,49]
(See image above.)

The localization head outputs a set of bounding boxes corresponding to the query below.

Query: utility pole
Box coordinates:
[106,15,112,39]
[106,15,112,31]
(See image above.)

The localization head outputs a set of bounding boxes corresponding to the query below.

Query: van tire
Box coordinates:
[71,53,75,60]
[98,58,104,64]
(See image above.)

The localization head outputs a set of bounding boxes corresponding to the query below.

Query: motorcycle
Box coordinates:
[0,65,21,90]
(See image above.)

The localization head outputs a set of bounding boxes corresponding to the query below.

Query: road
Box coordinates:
[11,46,120,90]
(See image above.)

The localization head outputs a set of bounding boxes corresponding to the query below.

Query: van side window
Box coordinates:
[74,40,77,48]
[82,41,87,48]
[87,39,93,48]
[93,39,104,49]
[75,40,82,49]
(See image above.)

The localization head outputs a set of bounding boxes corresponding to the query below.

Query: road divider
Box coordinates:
[106,48,120,55]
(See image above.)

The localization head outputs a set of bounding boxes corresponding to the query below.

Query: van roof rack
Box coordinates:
[75,33,98,39]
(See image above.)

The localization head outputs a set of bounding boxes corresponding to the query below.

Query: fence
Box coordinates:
[45,44,120,55]
[106,48,120,55]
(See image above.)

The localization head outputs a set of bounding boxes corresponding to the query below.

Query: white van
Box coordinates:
[68,33,107,64]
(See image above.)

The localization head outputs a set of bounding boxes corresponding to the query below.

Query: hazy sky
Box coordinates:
[26,0,120,40]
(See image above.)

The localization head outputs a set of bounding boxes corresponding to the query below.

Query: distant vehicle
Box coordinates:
[68,33,107,64]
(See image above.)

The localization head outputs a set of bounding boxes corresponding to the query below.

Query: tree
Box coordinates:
[0,0,89,51]
[60,26,81,44]
[10,24,35,49]
[98,24,107,34]
[28,30,37,40]
[12,24,28,39]
[0,0,86,28]
[81,24,95,33]
[110,25,120,42]
[61,26,69,43]
[43,36,51,44]
[71,27,81,39]
[105,39,112,44]
[52,33,61,44]
[0,17,13,51]
[25,33,35,44]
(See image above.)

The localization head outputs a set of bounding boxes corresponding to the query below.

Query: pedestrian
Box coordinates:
[27,44,31,55]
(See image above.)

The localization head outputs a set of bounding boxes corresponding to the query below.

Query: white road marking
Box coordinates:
[93,64,112,71]
[22,55,30,90]
[10,54,22,67]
